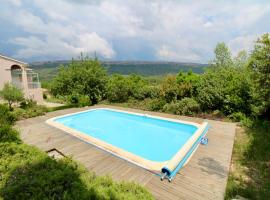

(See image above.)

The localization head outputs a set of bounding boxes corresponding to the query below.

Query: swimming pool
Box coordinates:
[46,108,209,181]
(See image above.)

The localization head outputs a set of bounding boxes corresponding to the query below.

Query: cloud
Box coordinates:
[11,33,115,59]
[0,0,270,62]
[7,0,21,7]
[228,35,259,55]
[2,3,115,60]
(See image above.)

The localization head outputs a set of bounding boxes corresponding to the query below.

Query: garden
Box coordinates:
[0,33,269,199]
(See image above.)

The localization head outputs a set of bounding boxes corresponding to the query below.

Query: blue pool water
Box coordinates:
[55,109,198,162]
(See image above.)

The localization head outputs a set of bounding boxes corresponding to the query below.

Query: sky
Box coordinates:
[0,0,269,63]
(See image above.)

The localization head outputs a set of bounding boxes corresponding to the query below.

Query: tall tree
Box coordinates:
[211,42,233,68]
[51,57,108,104]
[249,33,270,115]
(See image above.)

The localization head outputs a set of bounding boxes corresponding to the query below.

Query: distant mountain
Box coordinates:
[30,60,208,81]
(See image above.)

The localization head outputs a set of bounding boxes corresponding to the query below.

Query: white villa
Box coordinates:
[0,54,43,103]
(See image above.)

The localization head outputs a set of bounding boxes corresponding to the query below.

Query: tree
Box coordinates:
[248,33,270,115]
[0,83,24,110]
[51,57,108,104]
[211,42,233,68]
[106,74,130,102]
[176,70,199,97]
[233,50,248,68]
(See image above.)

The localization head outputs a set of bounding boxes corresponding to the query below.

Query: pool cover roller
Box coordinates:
[161,122,209,182]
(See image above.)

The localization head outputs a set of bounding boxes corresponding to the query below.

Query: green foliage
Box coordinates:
[211,42,233,68]
[106,74,148,102]
[160,75,179,102]
[13,105,48,120]
[140,86,161,99]
[106,74,130,102]
[176,70,199,97]
[146,98,166,111]
[0,143,154,200]
[51,57,108,104]
[127,74,147,100]
[0,104,21,143]
[248,33,270,116]
[20,99,37,109]
[0,83,24,110]
[0,104,17,125]
[196,67,252,115]
[163,98,200,116]
[68,93,92,107]
[0,124,21,144]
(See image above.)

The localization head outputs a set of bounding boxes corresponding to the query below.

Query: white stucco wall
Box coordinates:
[0,58,14,89]
[0,56,43,103]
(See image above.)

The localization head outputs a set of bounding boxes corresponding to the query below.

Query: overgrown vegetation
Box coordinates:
[225,121,270,199]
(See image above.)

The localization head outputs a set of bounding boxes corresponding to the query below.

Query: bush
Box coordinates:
[68,93,92,107]
[20,99,37,109]
[196,67,252,115]
[0,104,17,125]
[160,75,179,102]
[106,74,130,102]
[146,98,166,111]
[13,105,48,120]
[0,143,154,200]
[0,124,21,144]
[229,112,247,122]
[176,98,200,115]
[163,98,200,116]
[140,86,160,99]
[127,74,148,100]
[162,102,179,114]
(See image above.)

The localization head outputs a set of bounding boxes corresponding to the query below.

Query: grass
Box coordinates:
[0,143,154,200]
[225,120,270,199]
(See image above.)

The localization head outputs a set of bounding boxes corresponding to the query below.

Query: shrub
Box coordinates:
[106,74,130,102]
[140,86,160,99]
[20,99,37,109]
[176,70,199,97]
[13,105,48,120]
[0,124,21,143]
[146,98,166,111]
[162,102,179,114]
[127,74,148,100]
[0,143,154,200]
[0,104,17,125]
[176,98,200,115]
[160,75,179,102]
[163,98,200,116]
[229,112,247,122]
[68,93,91,107]
[196,67,252,115]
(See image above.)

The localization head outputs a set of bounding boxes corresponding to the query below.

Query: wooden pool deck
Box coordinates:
[16,105,236,200]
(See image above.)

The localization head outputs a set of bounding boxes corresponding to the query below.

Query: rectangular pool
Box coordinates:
[47,108,208,180]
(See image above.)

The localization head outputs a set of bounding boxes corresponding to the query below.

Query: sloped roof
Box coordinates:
[0,54,28,65]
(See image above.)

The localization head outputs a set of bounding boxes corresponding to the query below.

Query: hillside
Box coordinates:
[30,60,207,81]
